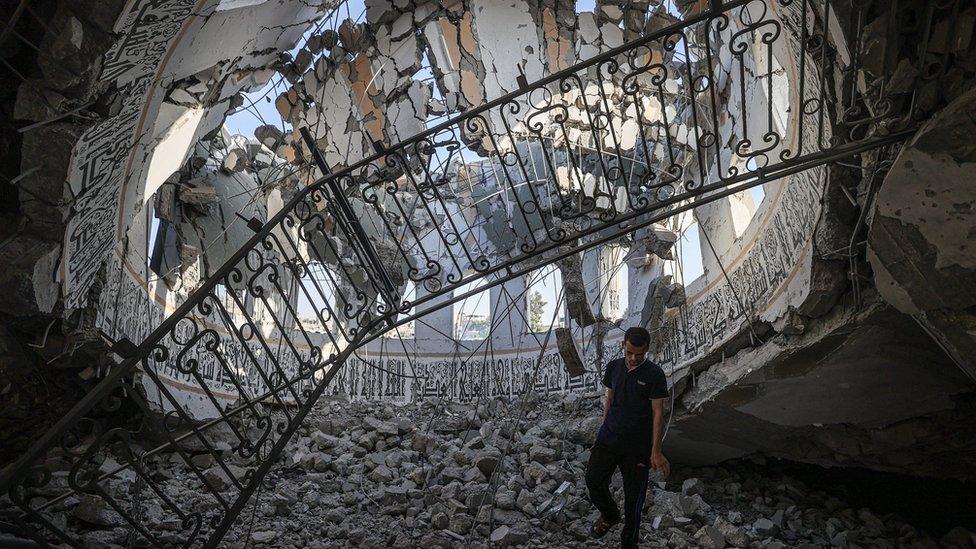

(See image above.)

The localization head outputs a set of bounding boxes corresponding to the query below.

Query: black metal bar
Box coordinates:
[299,127,399,313]
[0,0,30,51]
[206,339,361,543]
[360,130,915,338]
[1,0,934,543]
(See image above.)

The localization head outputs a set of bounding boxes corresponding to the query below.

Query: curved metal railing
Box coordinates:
[0,0,943,545]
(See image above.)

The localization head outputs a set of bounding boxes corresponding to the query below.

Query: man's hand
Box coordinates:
[650,451,670,479]
[649,398,669,479]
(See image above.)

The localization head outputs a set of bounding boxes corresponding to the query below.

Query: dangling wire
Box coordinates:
[693,209,764,346]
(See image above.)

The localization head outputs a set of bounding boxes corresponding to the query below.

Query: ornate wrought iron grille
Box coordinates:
[0,0,955,545]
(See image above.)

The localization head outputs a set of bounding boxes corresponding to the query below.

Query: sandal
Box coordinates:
[590,516,618,538]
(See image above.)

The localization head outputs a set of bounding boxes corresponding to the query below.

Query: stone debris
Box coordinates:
[252,530,276,543]
[639,224,679,261]
[557,254,597,327]
[555,327,587,376]
[16,392,971,549]
[254,124,285,151]
[681,477,703,496]
[176,176,218,206]
[490,524,529,547]
[221,148,249,174]
[71,495,122,528]
[6,5,976,549]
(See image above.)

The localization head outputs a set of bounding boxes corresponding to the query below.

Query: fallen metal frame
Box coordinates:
[0,0,950,545]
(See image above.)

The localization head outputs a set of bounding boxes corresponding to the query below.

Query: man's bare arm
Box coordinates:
[650,398,670,478]
[603,389,614,420]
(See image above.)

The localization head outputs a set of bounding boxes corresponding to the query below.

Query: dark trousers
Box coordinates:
[585,443,650,549]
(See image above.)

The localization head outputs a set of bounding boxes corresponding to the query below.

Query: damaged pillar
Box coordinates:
[415,287,455,354]
[867,87,976,382]
[625,223,680,330]
[582,244,626,322]
[559,253,597,327]
[489,276,528,347]
[598,244,626,320]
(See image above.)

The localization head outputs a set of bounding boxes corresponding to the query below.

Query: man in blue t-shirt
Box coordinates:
[585,326,670,548]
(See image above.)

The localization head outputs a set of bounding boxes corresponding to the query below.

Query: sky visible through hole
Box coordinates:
[222,0,766,329]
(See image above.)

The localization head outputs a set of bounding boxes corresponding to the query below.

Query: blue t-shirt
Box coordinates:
[595,357,669,459]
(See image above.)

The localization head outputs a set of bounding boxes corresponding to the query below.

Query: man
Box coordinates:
[585,326,670,548]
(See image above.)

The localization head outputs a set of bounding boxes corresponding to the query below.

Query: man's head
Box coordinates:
[622,327,651,369]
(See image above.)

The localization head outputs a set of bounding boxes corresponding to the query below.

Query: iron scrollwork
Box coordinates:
[1,0,945,545]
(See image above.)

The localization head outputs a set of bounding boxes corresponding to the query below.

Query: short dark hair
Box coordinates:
[624,327,651,348]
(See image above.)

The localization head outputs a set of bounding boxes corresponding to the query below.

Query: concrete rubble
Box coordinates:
[11,393,974,548]
[3,0,976,546]
[868,86,976,383]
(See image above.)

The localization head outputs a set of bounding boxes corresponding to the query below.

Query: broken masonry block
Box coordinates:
[177,176,218,206]
[294,48,314,74]
[555,327,586,377]
[640,275,685,332]
[428,98,448,115]
[183,80,208,98]
[222,148,249,174]
[254,124,284,151]
[557,254,598,327]
[176,243,199,275]
[154,181,178,223]
[666,283,686,308]
[248,143,275,170]
[338,20,366,53]
[772,307,806,335]
[277,143,298,164]
[638,224,678,261]
[228,93,245,111]
[321,29,340,50]
[275,88,299,121]
[365,0,397,25]
[166,87,199,107]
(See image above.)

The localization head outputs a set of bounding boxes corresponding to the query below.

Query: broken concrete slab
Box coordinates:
[868,87,976,382]
[557,253,597,327]
[555,327,586,376]
[177,176,218,206]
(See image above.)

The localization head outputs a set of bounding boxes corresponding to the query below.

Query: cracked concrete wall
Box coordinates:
[868,86,976,383]
[61,0,334,313]
[638,0,831,371]
[670,299,976,479]
[286,0,685,167]
[5,0,126,318]
[44,0,338,419]
[12,0,976,482]
[656,0,976,479]
[0,0,129,465]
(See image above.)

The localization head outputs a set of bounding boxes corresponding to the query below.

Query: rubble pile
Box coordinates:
[23,392,976,548]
